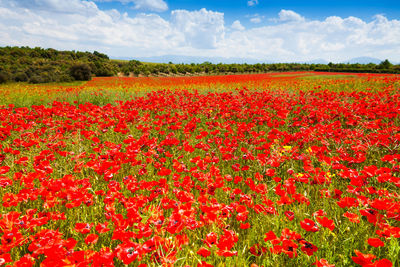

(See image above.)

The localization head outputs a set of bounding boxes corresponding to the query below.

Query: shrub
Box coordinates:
[58,74,74,82]
[14,72,29,82]
[0,71,10,83]
[70,64,92,81]
[29,75,46,84]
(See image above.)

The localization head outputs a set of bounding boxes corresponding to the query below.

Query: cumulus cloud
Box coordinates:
[277,9,305,22]
[231,20,245,31]
[0,2,399,62]
[171,8,225,49]
[93,0,168,12]
[247,0,258,7]
[0,0,176,56]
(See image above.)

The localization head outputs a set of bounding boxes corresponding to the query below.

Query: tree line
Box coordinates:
[117,60,400,76]
[1,46,399,84]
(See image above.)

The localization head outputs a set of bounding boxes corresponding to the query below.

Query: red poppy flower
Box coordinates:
[85,234,99,245]
[284,210,295,221]
[343,212,360,223]
[0,166,10,175]
[92,248,114,267]
[264,231,278,243]
[0,253,12,265]
[352,250,376,266]
[2,193,19,207]
[217,230,238,251]
[198,261,214,267]
[312,209,327,217]
[300,219,319,232]
[249,244,267,256]
[316,216,335,231]
[115,241,143,264]
[75,223,93,234]
[236,212,248,222]
[197,247,211,258]
[0,176,12,188]
[95,222,110,233]
[204,232,218,247]
[371,258,392,267]
[270,244,283,255]
[300,241,318,256]
[313,258,335,267]
[367,238,385,248]
[13,254,35,267]
[337,197,359,208]
[281,239,298,258]
[157,167,171,176]
[240,222,251,229]
[216,250,238,257]
[166,213,184,234]
[231,163,240,171]
[266,169,276,177]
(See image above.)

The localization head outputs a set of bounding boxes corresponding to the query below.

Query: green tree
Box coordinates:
[0,71,10,83]
[379,59,392,69]
[70,64,92,81]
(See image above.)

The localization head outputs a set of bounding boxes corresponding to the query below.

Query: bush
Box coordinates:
[14,72,29,82]
[58,74,74,83]
[0,71,10,83]
[70,64,92,81]
[29,75,46,84]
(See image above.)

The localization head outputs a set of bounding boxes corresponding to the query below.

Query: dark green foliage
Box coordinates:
[0,46,118,83]
[70,64,92,81]
[379,59,393,69]
[0,71,10,83]
[29,74,47,84]
[314,60,400,74]
[14,72,29,82]
[121,60,142,75]
[93,51,109,60]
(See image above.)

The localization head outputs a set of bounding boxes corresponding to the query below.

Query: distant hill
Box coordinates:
[345,57,383,64]
[113,55,335,64]
[113,55,398,65]
[117,55,271,64]
[302,59,330,64]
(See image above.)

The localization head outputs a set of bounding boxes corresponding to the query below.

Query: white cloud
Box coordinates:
[231,20,245,31]
[0,2,400,62]
[93,0,168,12]
[0,1,176,56]
[249,14,264,24]
[278,9,305,22]
[171,8,225,49]
[250,17,261,23]
[247,0,258,7]
[7,0,99,15]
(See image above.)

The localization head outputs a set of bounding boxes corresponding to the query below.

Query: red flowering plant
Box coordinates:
[0,72,399,265]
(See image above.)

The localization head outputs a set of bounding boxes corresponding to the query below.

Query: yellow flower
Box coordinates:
[283,146,292,151]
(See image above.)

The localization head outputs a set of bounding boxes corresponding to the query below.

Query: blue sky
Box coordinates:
[0,0,399,62]
[97,0,400,20]
[96,0,400,26]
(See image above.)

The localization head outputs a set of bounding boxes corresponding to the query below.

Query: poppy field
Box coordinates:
[0,72,399,266]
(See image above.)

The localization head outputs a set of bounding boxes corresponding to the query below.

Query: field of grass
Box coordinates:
[0,72,399,266]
